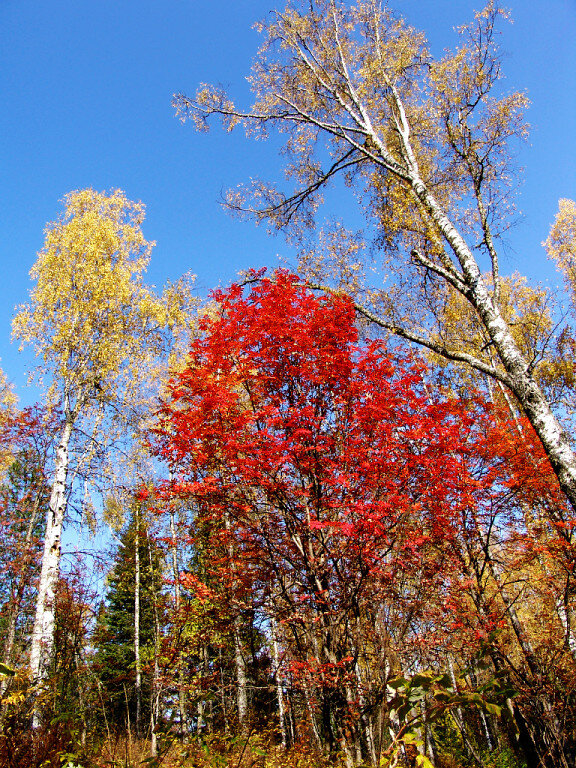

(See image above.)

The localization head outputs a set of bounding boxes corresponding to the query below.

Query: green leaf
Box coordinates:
[397,703,413,720]
[408,688,426,703]
[411,672,435,689]
[0,663,15,676]
[435,673,452,689]
[433,691,451,703]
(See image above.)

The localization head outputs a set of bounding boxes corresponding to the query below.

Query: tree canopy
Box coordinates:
[174,0,576,515]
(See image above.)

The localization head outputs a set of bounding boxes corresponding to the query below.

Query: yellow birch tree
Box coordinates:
[12,188,195,695]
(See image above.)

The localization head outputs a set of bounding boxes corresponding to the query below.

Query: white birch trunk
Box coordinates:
[557,599,576,659]
[374,86,576,513]
[170,508,187,736]
[270,615,288,748]
[355,658,377,766]
[233,617,249,734]
[224,509,249,733]
[411,176,576,512]
[303,677,323,751]
[149,540,160,757]
[29,417,73,684]
[134,509,142,737]
[197,644,209,738]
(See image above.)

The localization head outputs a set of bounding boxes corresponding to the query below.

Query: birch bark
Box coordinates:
[233,617,249,734]
[270,614,288,748]
[29,416,74,684]
[134,508,142,737]
[169,507,188,736]
[149,538,161,757]
[413,178,576,511]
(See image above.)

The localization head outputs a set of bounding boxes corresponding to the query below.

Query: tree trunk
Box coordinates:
[218,646,229,734]
[197,644,210,738]
[303,676,323,752]
[412,178,576,513]
[29,417,73,687]
[233,616,249,734]
[447,658,484,768]
[270,614,288,748]
[169,507,187,737]
[362,85,576,516]
[149,539,161,758]
[224,509,249,734]
[134,507,142,738]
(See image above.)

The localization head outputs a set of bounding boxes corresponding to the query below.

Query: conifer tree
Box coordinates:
[93,506,163,737]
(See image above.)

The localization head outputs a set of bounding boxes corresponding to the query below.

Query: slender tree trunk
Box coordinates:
[447,658,483,768]
[270,614,288,748]
[218,647,229,734]
[134,507,142,738]
[169,507,187,737]
[343,681,363,767]
[224,510,249,733]
[149,538,161,758]
[421,700,438,767]
[124,683,133,762]
[557,591,576,659]
[233,616,249,734]
[197,644,209,738]
[29,417,73,690]
[354,647,377,766]
[303,677,323,752]
[76,651,87,748]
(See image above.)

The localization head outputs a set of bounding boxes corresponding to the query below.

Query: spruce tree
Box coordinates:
[93,506,163,736]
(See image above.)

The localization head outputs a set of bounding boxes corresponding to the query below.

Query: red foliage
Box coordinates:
[155,275,499,647]
[0,406,56,663]
[153,273,576,750]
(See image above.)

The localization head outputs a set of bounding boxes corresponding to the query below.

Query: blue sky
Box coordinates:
[1,0,575,402]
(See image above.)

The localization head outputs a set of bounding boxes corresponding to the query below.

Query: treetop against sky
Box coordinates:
[0,0,574,401]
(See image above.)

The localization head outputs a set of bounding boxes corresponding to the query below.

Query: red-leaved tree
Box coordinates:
[156,272,563,763]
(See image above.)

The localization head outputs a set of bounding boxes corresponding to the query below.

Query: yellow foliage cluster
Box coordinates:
[12,189,195,412]
[544,198,576,311]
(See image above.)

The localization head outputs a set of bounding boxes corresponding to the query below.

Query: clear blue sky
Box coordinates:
[1,0,575,402]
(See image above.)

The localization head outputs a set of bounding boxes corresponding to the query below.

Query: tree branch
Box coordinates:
[305,280,513,387]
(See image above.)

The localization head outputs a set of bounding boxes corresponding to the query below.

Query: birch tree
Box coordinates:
[174,1,576,513]
[12,188,194,691]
